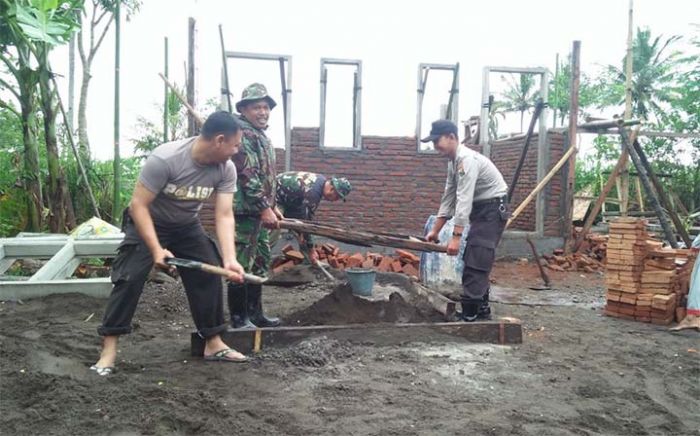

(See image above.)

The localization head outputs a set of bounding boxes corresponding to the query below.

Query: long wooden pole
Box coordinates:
[218,24,232,113]
[631,139,691,247]
[507,145,578,228]
[187,17,196,136]
[163,37,169,142]
[620,0,634,216]
[508,99,544,202]
[112,0,121,225]
[564,41,581,252]
[619,127,677,247]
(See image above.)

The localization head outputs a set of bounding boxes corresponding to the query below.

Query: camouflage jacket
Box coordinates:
[276,171,326,220]
[232,115,277,215]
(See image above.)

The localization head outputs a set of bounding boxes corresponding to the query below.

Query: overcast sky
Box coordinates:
[47,0,698,160]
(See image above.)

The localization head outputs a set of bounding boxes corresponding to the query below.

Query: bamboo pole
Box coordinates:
[618,127,677,247]
[218,25,232,113]
[630,138,691,247]
[564,41,580,252]
[187,17,196,136]
[620,0,634,216]
[112,0,121,225]
[507,144,578,228]
[163,37,169,142]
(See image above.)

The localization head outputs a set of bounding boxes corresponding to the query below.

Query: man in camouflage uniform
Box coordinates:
[275,171,352,261]
[229,83,282,329]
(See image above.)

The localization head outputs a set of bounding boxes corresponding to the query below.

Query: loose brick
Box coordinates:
[285,250,306,263]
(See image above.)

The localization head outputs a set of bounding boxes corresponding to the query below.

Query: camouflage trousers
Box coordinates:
[235,216,271,277]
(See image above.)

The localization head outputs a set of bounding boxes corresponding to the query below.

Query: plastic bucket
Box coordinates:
[346,268,376,297]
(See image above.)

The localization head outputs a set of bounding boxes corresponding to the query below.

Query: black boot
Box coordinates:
[247,284,280,327]
[459,301,481,322]
[228,283,255,329]
[478,289,492,320]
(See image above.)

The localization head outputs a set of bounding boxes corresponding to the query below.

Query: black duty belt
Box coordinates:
[473,195,507,207]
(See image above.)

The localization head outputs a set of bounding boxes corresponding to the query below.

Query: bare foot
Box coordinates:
[670,315,700,331]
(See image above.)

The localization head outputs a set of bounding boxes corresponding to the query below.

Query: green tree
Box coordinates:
[76,0,139,161]
[0,106,29,236]
[603,27,683,123]
[0,0,45,230]
[549,56,608,127]
[500,73,538,132]
[6,0,84,232]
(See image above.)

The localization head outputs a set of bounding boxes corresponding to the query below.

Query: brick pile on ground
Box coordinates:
[541,232,607,273]
[604,218,650,321]
[271,243,422,280]
[604,217,696,325]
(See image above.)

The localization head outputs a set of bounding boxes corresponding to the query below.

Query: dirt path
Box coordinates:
[0,262,698,436]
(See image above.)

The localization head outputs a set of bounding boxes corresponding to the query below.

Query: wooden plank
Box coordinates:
[0,278,112,301]
[191,320,523,356]
[28,241,76,282]
[279,219,446,253]
[408,284,457,320]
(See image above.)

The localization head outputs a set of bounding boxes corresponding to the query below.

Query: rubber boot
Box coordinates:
[478,289,492,320]
[247,284,281,327]
[227,283,255,329]
[459,301,481,322]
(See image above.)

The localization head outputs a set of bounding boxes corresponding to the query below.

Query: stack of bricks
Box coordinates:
[604,217,696,325]
[604,218,649,320]
[641,247,677,324]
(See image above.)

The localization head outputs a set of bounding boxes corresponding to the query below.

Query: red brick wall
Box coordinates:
[467,131,567,236]
[275,128,446,235]
[201,128,569,237]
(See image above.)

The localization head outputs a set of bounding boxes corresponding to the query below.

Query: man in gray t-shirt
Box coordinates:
[92,112,250,375]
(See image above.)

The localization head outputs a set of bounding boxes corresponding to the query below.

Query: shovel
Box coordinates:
[164,257,267,285]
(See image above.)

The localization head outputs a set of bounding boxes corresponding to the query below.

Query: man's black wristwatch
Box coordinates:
[452,232,463,237]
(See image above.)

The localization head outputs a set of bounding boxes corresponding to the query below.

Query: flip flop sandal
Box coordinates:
[204,348,249,363]
[90,365,115,376]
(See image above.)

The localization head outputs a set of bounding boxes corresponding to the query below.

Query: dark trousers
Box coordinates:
[461,198,508,304]
[98,214,227,338]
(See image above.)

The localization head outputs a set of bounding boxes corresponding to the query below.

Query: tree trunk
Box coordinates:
[520,111,525,132]
[20,100,42,232]
[77,64,91,163]
[68,35,75,131]
[39,57,72,233]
